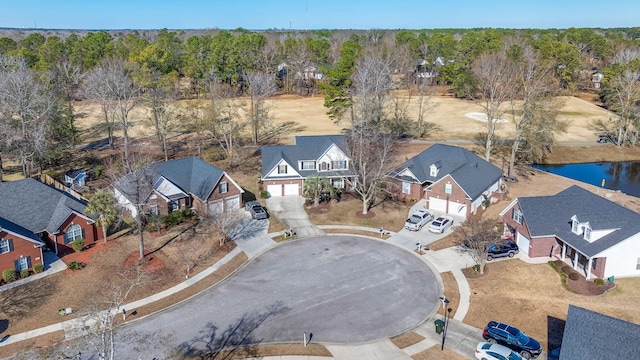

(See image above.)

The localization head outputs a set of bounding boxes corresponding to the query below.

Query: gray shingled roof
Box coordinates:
[560,305,640,359]
[115,157,225,203]
[261,135,356,179]
[388,144,503,200]
[0,217,44,245]
[0,178,89,234]
[518,185,640,257]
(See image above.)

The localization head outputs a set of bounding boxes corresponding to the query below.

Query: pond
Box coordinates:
[532,162,640,198]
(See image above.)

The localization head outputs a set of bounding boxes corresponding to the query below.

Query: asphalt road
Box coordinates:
[108,235,441,359]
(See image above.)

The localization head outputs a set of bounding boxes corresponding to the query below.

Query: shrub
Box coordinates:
[67,261,85,270]
[594,278,605,286]
[71,238,85,252]
[163,211,182,228]
[179,209,196,221]
[560,265,572,274]
[2,269,17,283]
[94,165,105,178]
[568,272,580,281]
[260,190,269,199]
[33,264,44,273]
[20,269,29,279]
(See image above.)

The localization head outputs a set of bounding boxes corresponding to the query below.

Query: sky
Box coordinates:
[0,0,639,30]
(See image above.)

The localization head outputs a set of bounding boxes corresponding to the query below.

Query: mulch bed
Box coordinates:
[462,265,489,279]
[566,276,615,296]
[355,210,376,219]
[124,252,166,271]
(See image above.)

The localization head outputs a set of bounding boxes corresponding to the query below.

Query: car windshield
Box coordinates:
[409,216,420,223]
[507,352,521,360]
[515,331,529,344]
[432,221,442,226]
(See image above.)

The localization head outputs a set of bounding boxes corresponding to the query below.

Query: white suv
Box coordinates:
[404,209,434,231]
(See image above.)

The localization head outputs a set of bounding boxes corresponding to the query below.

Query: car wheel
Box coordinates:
[487,338,497,344]
[487,255,493,261]
[520,351,532,359]
[508,252,515,258]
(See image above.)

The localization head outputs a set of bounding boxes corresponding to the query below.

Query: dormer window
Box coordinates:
[584,225,592,241]
[430,162,441,177]
[571,215,579,234]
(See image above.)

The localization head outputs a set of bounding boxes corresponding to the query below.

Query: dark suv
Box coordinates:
[487,241,519,261]
[482,321,542,359]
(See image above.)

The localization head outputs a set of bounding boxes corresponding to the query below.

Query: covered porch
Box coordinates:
[555,240,604,281]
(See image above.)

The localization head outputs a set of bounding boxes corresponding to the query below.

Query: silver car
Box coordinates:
[428,215,454,233]
[245,201,268,220]
[404,209,434,231]
[475,342,523,360]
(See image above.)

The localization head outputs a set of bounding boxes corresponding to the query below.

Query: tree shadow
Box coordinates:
[176,302,288,359]
[547,315,566,353]
[0,274,59,320]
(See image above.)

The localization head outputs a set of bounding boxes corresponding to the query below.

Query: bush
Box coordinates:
[67,261,85,270]
[2,269,17,283]
[71,238,85,252]
[594,278,605,286]
[20,269,29,279]
[568,272,580,281]
[162,211,182,228]
[33,263,44,273]
[94,165,105,178]
[260,190,269,199]
[179,209,196,221]
[561,265,572,274]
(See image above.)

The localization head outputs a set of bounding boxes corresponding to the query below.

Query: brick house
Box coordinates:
[0,178,103,270]
[500,185,640,280]
[387,144,504,218]
[114,156,244,217]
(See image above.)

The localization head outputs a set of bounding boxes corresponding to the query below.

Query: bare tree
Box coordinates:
[413,80,439,137]
[470,50,517,161]
[346,126,396,215]
[172,225,216,279]
[208,82,247,167]
[350,51,394,128]
[506,40,563,179]
[454,217,501,275]
[179,101,213,157]
[142,72,181,161]
[82,62,118,149]
[0,55,54,177]
[245,71,277,144]
[606,69,640,146]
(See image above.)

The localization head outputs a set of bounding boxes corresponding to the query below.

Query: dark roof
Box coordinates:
[560,305,640,359]
[65,169,86,179]
[261,135,355,178]
[0,178,89,234]
[388,144,503,200]
[517,185,640,257]
[115,157,226,203]
[0,217,44,245]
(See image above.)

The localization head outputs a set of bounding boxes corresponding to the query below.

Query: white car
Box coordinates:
[428,215,454,233]
[404,209,434,231]
[475,342,523,360]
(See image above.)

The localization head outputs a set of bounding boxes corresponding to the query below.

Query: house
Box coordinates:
[114,156,244,217]
[500,185,640,280]
[261,135,356,197]
[0,178,103,267]
[387,144,504,218]
[65,168,87,188]
[557,305,640,359]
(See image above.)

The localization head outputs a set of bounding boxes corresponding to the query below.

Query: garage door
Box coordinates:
[516,232,530,256]
[429,197,447,213]
[267,184,282,197]
[225,195,240,211]
[449,202,467,217]
[284,183,299,196]
[208,200,223,215]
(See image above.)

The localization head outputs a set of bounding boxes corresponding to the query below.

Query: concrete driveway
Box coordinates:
[111,235,441,359]
[266,196,324,237]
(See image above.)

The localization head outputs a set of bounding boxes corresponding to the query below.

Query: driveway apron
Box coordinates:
[266,196,324,237]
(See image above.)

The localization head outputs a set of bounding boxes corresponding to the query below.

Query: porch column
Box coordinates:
[561,243,566,260]
[573,251,578,270]
[54,234,59,255]
[586,257,593,280]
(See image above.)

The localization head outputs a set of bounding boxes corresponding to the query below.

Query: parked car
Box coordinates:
[428,215,454,234]
[475,342,523,360]
[482,321,542,359]
[245,201,268,220]
[487,241,519,261]
[404,209,434,231]
[597,134,615,144]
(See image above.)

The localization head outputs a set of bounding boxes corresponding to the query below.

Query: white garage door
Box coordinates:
[449,202,467,217]
[208,200,223,215]
[267,184,282,197]
[284,183,299,196]
[516,232,530,256]
[429,197,447,213]
[225,195,240,210]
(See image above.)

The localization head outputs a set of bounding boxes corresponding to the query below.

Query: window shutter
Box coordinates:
[14,259,19,270]
[8,239,14,252]
[26,256,32,269]
[82,228,86,240]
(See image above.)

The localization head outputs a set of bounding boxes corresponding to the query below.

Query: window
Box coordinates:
[320,162,328,171]
[16,257,28,271]
[331,160,346,170]
[637,258,640,271]
[278,165,288,174]
[149,205,159,216]
[300,161,316,170]
[402,182,411,194]
[64,224,83,244]
[0,239,11,254]
[332,178,345,189]
[171,200,180,211]
[592,258,597,270]
[584,226,592,241]
[219,182,228,194]
[513,208,523,224]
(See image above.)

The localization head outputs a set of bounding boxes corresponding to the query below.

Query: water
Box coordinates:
[532,162,640,198]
